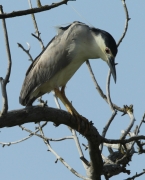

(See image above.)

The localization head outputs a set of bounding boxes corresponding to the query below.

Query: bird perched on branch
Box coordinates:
[19,21,117,131]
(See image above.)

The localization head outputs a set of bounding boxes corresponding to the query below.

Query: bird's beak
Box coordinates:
[107,56,116,83]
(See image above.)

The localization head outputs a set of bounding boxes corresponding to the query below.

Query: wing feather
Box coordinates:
[19,24,75,105]
[19,21,88,106]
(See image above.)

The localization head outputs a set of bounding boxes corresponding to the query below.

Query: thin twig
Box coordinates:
[37,0,42,7]
[72,130,90,168]
[120,110,135,141]
[46,139,91,180]
[20,124,73,142]
[86,60,124,113]
[102,111,117,140]
[52,91,61,109]
[53,91,89,168]
[101,111,117,152]
[0,0,73,19]
[106,70,114,112]
[104,69,116,153]
[130,112,145,150]
[0,121,48,147]
[19,125,48,139]
[28,0,44,49]
[136,112,145,135]
[117,0,130,47]
[118,105,135,161]
[86,60,106,99]
[0,6,12,115]
[102,135,145,145]
[125,169,145,180]
[39,121,90,180]
[49,136,74,141]
[17,43,33,62]
[0,136,32,147]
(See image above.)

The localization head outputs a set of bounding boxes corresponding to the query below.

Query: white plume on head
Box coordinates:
[53,23,71,35]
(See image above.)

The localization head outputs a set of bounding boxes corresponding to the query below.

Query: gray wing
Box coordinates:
[19,22,79,106]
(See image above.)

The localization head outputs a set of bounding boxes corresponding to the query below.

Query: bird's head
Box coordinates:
[92,28,118,83]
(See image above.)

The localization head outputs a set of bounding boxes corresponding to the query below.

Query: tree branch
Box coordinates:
[0,0,73,19]
[86,60,125,113]
[117,0,130,47]
[102,136,145,145]
[17,43,33,62]
[0,106,103,179]
[125,169,145,180]
[106,70,115,112]
[28,0,45,50]
[0,6,12,115]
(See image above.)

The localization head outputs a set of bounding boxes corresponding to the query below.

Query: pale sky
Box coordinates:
[0,1,145,180]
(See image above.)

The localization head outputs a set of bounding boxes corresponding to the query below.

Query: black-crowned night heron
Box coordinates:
[19,21,117,130]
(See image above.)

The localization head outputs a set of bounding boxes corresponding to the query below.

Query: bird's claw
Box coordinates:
[73,113,91,135]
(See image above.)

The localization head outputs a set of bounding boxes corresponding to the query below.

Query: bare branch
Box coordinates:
[102,135,145,145]
[101,111,117,152]
[0,136,31,147]
[53,90,89,170]
[102,111,117,139]
[52,91,61,109]
[38,120,90,180]
[86,60,125,113]
[117,0,130,47]
[72,130,90,168]
[136,112,145,135]
[125,169,145,180]
[120,105,135,140]
[0,106,103,179]
[106,70,114,112]
[20,122,91,180]
[0,107,145,145]
[19,125,48,139]
[0,0,73,19]
[46,140,91,180]
[49,136,74,141]
[20,122,74,142]
[17,43,33,62]
[86,60,106,100]
[28,0,44,49]
[0,78,8,115]
[0,6,12,115]
[37,0,42,7]
[0,121,48,147]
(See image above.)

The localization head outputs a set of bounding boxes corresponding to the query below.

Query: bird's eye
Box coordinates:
[105,48,110,54]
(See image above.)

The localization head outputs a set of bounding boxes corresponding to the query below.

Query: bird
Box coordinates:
[19,21,118,131]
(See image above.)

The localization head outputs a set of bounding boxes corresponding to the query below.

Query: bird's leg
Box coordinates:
[54,86,90,133]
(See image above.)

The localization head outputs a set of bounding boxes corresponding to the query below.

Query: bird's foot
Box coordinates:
[73,113,91,135]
